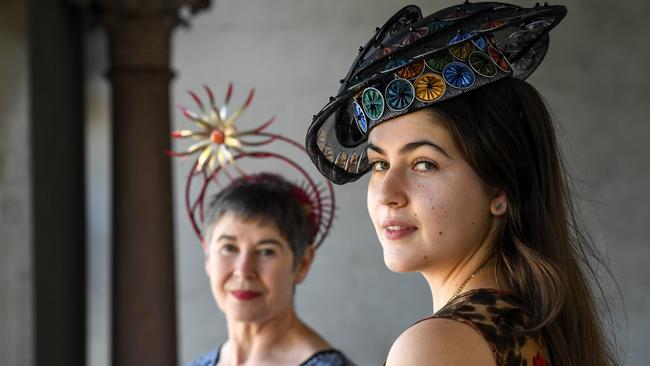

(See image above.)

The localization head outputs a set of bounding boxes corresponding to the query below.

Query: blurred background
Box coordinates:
[2,0,649,365]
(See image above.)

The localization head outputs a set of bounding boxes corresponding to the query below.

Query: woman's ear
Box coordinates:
[294,245,315,285]
[490,188,508,216]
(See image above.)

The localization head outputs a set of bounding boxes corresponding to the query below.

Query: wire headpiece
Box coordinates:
[169,83,335,248]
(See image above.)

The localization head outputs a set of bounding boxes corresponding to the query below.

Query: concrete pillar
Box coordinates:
[97,1,210,365]
[30,0,86,364]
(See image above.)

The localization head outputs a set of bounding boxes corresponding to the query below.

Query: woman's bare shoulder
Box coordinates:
[385,317,496,366]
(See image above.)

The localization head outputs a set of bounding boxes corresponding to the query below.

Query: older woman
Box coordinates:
[187,174,353,366]
[170,84,354,365]
[306,2,617,365]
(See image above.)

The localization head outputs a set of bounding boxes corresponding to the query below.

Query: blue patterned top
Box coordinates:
[186,348,354,366]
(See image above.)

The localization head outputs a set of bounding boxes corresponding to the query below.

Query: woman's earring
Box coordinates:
[495,202,504,210]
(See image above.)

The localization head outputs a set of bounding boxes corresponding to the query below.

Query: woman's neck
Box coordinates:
[221,306,307,365]
[422,243,499,313]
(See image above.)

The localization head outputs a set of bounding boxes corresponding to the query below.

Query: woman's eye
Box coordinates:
[258,248,276,257]
[413,160,437,171]
[370,160,389,172]
[219,244,237,255]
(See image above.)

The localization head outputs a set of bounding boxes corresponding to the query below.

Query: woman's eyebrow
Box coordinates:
[367,140,451,159]
[217,234,236,241]
[366,143,384,155]
[400,140,451,159]
[257,239,283,246]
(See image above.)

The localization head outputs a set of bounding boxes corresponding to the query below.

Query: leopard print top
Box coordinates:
[413,288,552,366]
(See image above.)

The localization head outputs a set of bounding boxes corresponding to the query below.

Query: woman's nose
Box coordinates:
[233,252,256,279]
[375,167,408,208]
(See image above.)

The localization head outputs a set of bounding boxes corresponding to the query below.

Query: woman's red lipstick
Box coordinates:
[230,290,261,301]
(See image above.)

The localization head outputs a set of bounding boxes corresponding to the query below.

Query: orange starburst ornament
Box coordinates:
[169,83,274,174]
[169,83,335,248]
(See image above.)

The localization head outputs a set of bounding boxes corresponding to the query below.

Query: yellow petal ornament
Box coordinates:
[169,83,275,175]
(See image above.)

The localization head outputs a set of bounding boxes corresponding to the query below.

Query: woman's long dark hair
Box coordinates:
[430,77,618,366]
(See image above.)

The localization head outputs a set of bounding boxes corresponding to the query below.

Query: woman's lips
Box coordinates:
[230,290,262,301]
[382,224,417,240]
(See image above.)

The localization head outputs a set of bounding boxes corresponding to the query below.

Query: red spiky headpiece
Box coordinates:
[169,83,335,248]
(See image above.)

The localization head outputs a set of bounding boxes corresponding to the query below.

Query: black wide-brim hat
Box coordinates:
[305,2,566,184]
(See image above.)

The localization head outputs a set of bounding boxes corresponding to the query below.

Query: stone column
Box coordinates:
[97,1,209,365]
[30,0,86,365]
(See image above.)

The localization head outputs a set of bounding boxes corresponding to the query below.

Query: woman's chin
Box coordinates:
[382,249,422,273]
[226,309,265,323]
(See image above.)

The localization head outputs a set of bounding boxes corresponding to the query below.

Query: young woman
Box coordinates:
[306,2,617,365]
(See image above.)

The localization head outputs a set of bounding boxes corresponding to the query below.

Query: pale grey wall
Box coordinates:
[80,1,650,365]
[0,0,33,364]
[85,27,111,366]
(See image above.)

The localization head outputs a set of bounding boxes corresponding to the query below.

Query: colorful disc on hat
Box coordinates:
[479,19,507,32]
[374,44,399,62]
[361,87,385,120]
[448,29,476,46]
[496,41,521,60]
[526,18,555,32]
[345,152,359,173]
[352,101,368,134]
[395,59,425,79]
[383,58,408,73]
[399,26,429,47]
[425,50,454,73]
[510,30,540,43]
[323,144,334,162]
[385,78,415,111]
[428,18,451,33]
[443,9,468,20]
[450,41,474,61]
[414,73,446,102]
[469,51,497,77]
[472,36,489,51]
[511,39,547,77]
[488,46,512,72]
[335,151,349,170]
[442,62,475,89]
[440,2,482,20]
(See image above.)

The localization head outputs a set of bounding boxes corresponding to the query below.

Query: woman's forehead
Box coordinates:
[367,109,452,150]
[211,212,284,239]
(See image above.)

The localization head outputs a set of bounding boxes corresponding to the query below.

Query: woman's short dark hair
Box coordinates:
[203,173,311,265]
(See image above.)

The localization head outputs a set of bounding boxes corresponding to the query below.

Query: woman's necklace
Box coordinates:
[447,262,494,304]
